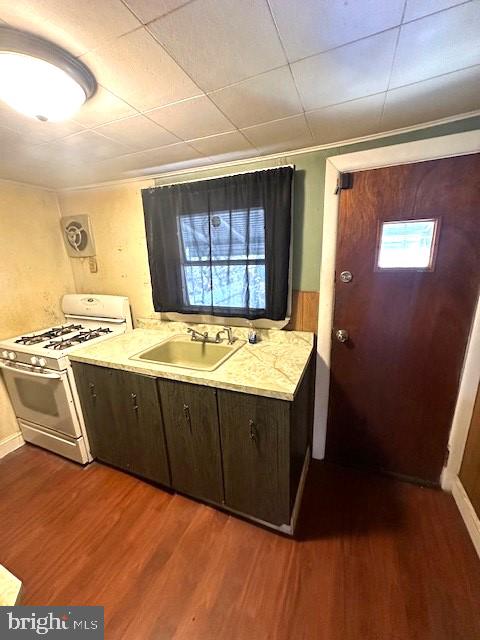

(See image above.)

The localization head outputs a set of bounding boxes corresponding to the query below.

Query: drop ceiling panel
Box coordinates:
[0,0,478,188]
[146,95,234,140]
[0,0,140,57]
[382,66,480,130]
[82,27,202,111]
[72,86,137,128]
[189,131,255,158]
[242,114,313,154]
[390,2,480,88]
[292,29,399,111]
[403,0,468,22]
[123,0,192,24]
[0,104,85,144]
[209,66,303,129]
[94,141,202,174]
[0,124,24,150]
[42,130,134,164]
[306,94,385,144]
[269,0,405,62]
[148,0,286,90]
[96,114,180,150]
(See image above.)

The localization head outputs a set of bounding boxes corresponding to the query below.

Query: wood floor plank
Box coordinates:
[0,445,479,640]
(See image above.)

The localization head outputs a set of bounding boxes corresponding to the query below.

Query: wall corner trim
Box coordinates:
[452,477,480,559]
[0,432,24,459]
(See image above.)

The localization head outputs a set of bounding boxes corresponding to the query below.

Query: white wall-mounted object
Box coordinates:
[61,214,96,257]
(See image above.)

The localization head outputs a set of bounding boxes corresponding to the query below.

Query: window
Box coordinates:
[178,208,266,311]
[142,167,293,321]
[376,219,438,270]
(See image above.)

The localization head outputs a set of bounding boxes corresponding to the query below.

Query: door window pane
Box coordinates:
[377,219,438,269]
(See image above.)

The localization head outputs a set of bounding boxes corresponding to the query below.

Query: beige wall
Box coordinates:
[0,180,75,441]
[59,179,155,323]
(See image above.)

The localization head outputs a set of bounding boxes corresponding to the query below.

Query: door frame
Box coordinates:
[313,129,480,491]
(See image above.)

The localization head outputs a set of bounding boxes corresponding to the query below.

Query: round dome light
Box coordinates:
[0,27,96,122]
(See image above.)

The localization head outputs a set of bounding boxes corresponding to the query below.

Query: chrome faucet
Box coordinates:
[215,327,235,344]
[187,326,235,344]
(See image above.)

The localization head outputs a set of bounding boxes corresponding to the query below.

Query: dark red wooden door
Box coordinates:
[326,154,480,484]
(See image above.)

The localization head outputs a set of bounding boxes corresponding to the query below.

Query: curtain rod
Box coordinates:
[152,164,295,189]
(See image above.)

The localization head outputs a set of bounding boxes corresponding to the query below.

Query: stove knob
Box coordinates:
[8,352,16,361]
[30,356,39,366]
[1,350,8,359]
[38,358,46,367]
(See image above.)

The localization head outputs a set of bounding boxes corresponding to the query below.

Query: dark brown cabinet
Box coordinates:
[73,363,170,486]
[73,353,314,532]
[218,391,291,525]
[157,379,223,504]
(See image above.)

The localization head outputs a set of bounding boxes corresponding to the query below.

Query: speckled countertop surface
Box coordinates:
[69,321,314,401]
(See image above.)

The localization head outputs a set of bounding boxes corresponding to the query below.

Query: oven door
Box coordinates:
[0,361,82,437]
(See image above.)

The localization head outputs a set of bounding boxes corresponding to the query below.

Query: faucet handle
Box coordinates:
[223,326,234,344]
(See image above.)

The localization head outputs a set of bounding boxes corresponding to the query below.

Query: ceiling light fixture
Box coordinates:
[0,27,96,122]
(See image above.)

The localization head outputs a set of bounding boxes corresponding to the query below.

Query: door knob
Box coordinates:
[335,329,349,343]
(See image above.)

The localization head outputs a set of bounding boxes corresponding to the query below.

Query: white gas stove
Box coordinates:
[0,294,132,463]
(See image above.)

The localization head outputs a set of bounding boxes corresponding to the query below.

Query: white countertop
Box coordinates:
[69,321,314,401]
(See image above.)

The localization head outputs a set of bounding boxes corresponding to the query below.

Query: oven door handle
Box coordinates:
[0,362,62,380]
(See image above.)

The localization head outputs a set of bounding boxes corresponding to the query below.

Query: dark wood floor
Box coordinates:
[1,445,479,640]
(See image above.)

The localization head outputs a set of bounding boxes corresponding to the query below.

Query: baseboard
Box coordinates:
[0,432,25,459]
[452,476,480,559]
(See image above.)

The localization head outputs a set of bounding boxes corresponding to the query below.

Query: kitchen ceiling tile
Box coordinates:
[390,3,480,88]
[44,130,134,164]
[269,0,405,62]
[95,142,202,174]
[123,0,192,24]
[209,66,303,129]
[148,0,286,91]
[73,86,137,128]
[382,66,480,130]
[306,93,385,144]
[82,27,202,112]
[292,29,398,111]
[0,103,86,144]
[0,0,140,57]
[403,0,467,22]
[242,114,313,154]
[189,131,255,157]
[146,95,234,140]
[96,114,180,150]
[0,125,24,150]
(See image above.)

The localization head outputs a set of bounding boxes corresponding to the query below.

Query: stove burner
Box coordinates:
[15,324,84,345]
[45,327,112,350]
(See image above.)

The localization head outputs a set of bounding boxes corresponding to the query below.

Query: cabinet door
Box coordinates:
[158,380,223,504]
[117,371,170,486]
[73,363,130,468]
[73,363,170,486]
[218,390,291,525]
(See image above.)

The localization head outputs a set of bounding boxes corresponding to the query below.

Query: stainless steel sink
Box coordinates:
[130,334,245,371]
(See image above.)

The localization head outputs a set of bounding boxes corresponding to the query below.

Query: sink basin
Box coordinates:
[130,334,245,371]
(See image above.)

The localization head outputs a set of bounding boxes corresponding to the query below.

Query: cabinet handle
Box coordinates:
[183,403,192,432]
[89,382,96,401]
[249,419,256,442]
[131,392,138,412]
